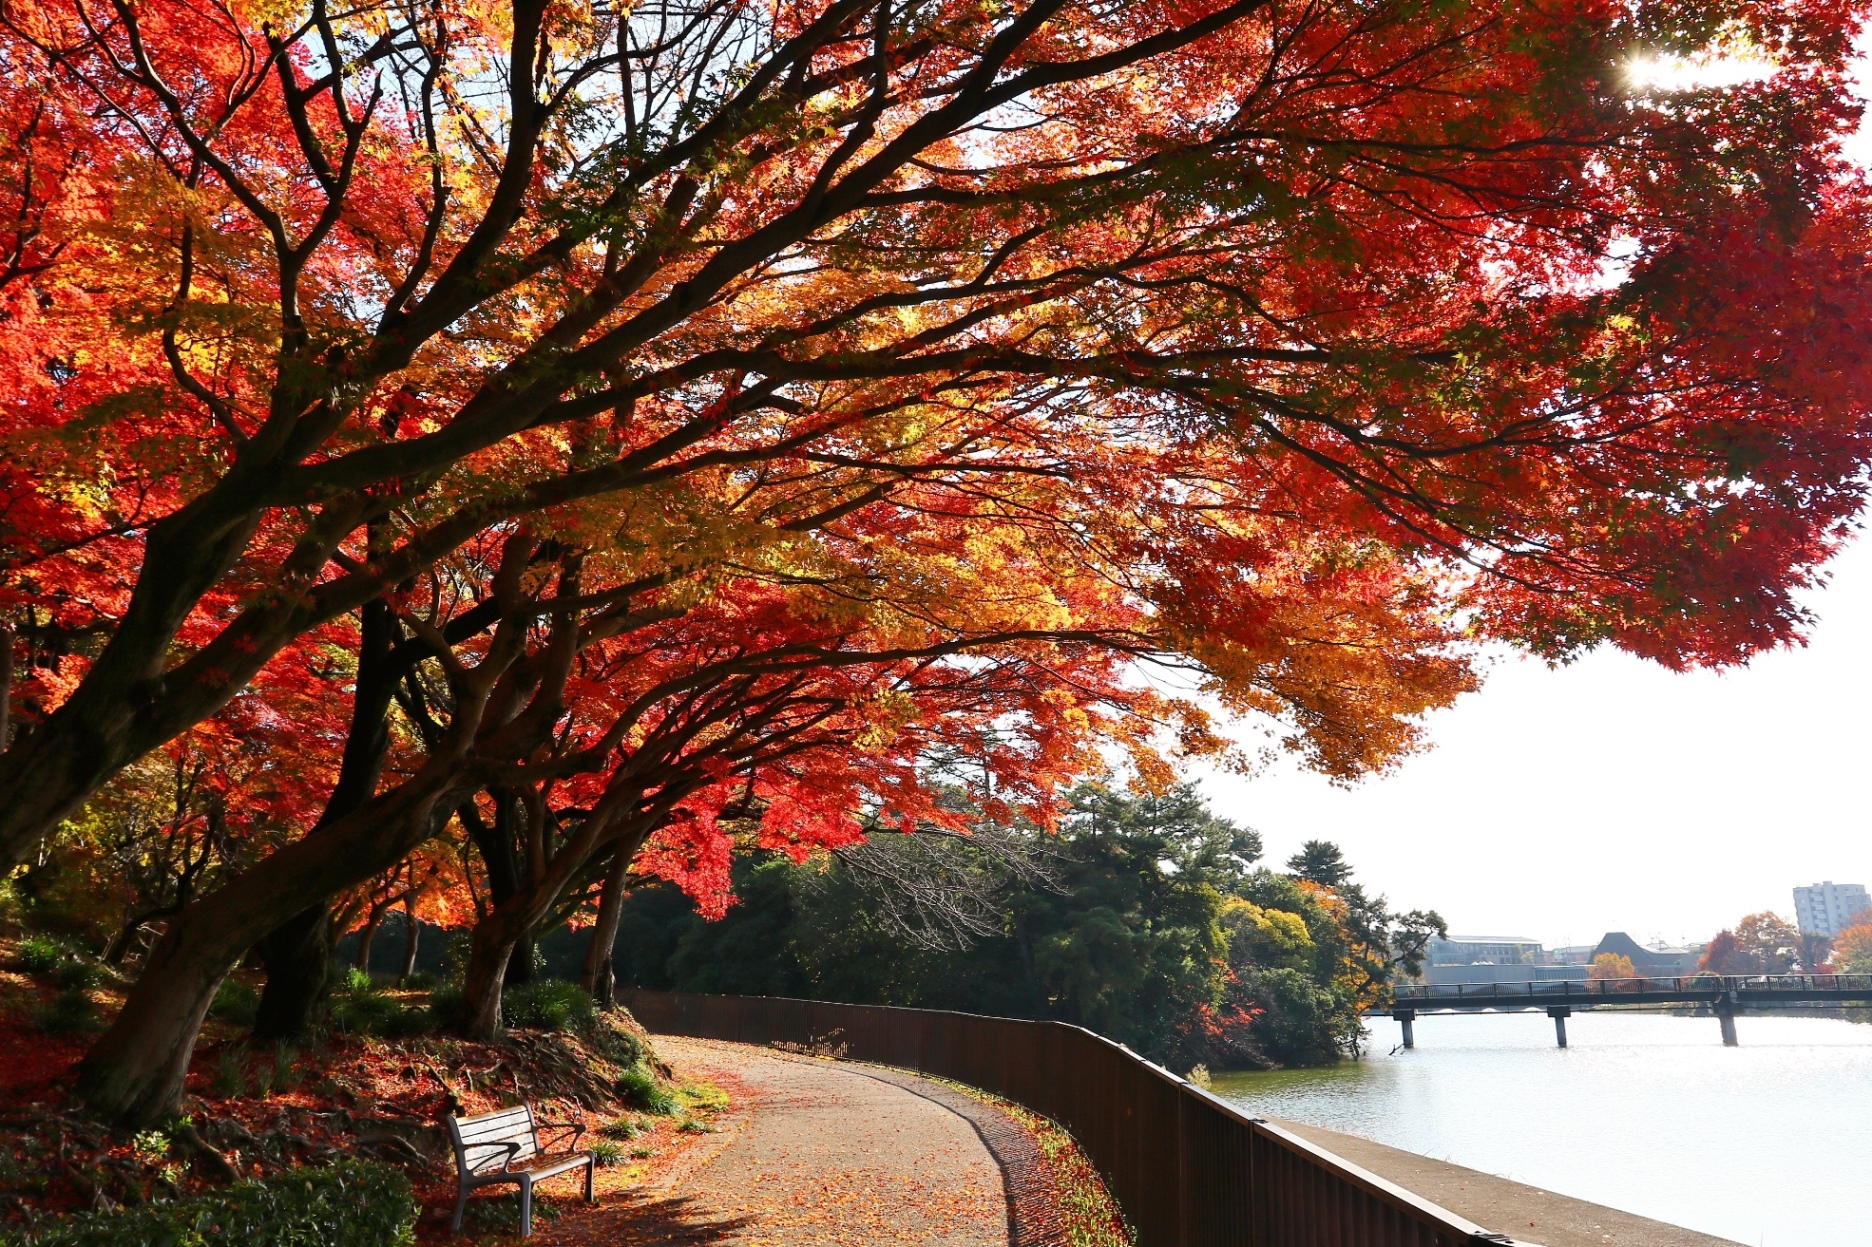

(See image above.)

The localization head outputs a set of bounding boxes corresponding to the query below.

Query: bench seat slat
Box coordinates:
[512,1155,593,1181]
[458,1106,531,1121]
[458,1112,532,1132]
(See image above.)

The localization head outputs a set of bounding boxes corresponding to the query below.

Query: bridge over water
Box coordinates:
[1381,973,1872,1048]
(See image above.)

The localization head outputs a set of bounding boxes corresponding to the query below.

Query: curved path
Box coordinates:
[546,1036,1011,1246]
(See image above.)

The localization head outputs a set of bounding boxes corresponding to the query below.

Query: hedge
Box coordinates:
[5,1160,416,1247]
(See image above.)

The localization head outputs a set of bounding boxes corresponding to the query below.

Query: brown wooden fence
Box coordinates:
[619,989,1534,1247]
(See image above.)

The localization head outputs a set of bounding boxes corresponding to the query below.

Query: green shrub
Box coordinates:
[328,989,427,1038]
[328,974,427,1038]
[212,1049,250,1099]
[17,936,96,989]
[52,958,99,990]
[589,1139,624,1168]
[402,970,437,990]
[614,1065,677,1115]
[588,1015,648,1067]
[207,978,259,1026]
[271,1045,303,1093]
[426,984,470,1032]
[16,935,71,975]
[501,979,594,1033]
[34,988,99,1035]
[0,1159,415,1247]
[598,1115,645,1140]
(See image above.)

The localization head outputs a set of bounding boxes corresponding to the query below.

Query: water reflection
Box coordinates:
[1209,1011,1869,1247]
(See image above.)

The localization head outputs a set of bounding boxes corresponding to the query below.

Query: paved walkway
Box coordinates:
[553,1036,1008,1246]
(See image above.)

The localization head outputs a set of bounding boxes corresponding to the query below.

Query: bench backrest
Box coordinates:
[447,1104,539,1175]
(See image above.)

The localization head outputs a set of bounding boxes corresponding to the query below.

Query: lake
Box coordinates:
[1209,1010,1868,1247]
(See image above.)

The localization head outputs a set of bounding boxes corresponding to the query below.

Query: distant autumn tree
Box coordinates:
[1734,912,1801,975]
[1589,952,1636,980]
[1699,929,1753,975]
[1833,922,1872,974]
[2,0,1872,898]
[1699,913,1802,975]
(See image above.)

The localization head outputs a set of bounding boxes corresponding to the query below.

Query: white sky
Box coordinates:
[1192,531,1872,948]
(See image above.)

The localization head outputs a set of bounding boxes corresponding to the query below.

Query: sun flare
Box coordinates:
[1625,50,1780,92]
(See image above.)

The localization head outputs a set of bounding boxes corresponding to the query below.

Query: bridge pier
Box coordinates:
[1718,992,1739,1046]
[1392,1008,1416,1049]
[1547,1006,1571,1048]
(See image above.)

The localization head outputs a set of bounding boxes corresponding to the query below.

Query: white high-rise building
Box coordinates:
[1792,882,1871,938]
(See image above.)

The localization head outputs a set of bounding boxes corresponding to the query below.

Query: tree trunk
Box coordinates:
[73,923,231,1128]
[75,541,537,1123]
[505,936,537,988]
[251,906,336,1041]
[581,845,633,1007]
[461,913,528,1041]
[356,908,386,973]
[77,761,474,1124]
[250,593,400,1038]
[398,898,420,986]
[0,620,13,753]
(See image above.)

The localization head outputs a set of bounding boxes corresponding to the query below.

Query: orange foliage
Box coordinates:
[1588,953,1635,980]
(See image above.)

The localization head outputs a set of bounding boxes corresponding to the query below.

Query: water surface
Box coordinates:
[1209,1011,1867,1247]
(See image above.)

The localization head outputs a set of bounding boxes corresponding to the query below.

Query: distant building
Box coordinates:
[1427,935,1546,967]
[1550,944,1599,966]
[1422,963,1587,986]
[1591,931,1699,976]
[1793,882,1870,938]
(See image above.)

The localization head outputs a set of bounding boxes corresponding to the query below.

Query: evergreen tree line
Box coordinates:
[598,784,1445,1071]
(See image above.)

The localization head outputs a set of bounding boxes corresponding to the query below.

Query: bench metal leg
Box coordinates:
[519,1174,534,1237]
[451,1183,469,1233]
[585,1157,595,1203]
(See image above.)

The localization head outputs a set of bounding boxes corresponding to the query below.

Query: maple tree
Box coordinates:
[0,0,1868,893]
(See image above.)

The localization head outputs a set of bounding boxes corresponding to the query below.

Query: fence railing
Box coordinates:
[619,989,1533,1247]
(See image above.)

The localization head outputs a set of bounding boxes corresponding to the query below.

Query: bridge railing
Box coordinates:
[620,988,1533,1247]
[1393,972,1872,1005]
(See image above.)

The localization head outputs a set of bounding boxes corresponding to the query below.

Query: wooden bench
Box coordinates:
[446,1103,595,1235]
